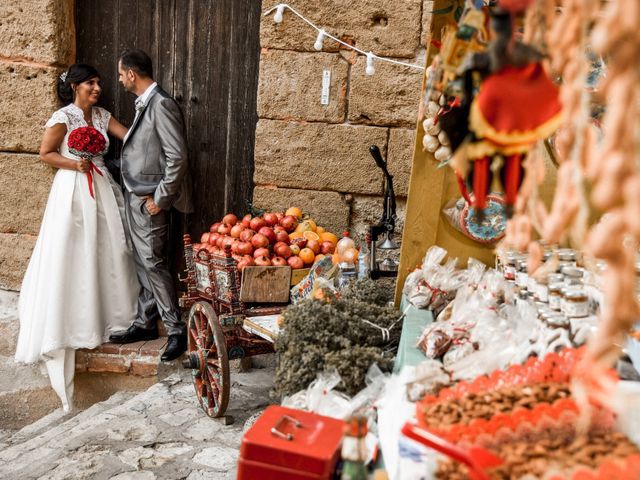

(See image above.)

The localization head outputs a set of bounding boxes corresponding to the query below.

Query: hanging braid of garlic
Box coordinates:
[583,0,640,367]
[538,0,596,247]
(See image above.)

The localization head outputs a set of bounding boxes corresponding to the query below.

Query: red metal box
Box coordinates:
[237,405,345,479]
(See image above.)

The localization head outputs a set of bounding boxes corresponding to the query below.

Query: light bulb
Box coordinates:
[274,4,285,23]
[314,30,325,51]
[365,52,375,76]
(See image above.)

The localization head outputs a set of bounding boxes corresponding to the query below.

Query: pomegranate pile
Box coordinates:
[190,207,341,271]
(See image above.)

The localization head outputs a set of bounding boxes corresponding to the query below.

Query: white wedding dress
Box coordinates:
[15,104,139,411]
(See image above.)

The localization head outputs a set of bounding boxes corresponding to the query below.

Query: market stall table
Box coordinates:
[393,297,434,373]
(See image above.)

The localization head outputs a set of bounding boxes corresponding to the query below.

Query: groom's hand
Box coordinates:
[143,196,162,215]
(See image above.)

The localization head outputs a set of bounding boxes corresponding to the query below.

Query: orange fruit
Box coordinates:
[320,232,338,245]
[285,207,302,219]
[314,253,325,263]
[316,226,326,235]
[302,231,320,242]
[289,231,303,240]
[305,219,317,232]
[298,247,315,265]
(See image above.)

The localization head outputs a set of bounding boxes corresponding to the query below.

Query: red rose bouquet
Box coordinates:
[67,126,107,158]
[67,126,108,199]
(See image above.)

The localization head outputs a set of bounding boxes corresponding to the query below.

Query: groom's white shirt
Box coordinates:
[123,82,157,144]
[123,82,157,191]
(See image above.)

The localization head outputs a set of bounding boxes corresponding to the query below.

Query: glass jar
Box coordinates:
[547,314,570,330]
[535,276,549,303]
[563,289,589,318]
[548,283,563,311]
[516,259,529,291]
[504,253,518,281]
[557,249,577,268]
[561,266,584,287]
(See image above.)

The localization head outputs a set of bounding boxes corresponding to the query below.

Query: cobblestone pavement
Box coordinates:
[0,366,274,479]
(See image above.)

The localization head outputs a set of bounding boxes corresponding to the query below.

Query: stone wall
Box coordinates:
[254,0,432,243]
[0,0,75,425]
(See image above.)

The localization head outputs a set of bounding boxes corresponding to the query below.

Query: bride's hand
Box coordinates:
[75,159,90,173]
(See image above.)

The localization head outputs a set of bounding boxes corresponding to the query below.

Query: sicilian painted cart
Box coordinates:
[179,235,287,422]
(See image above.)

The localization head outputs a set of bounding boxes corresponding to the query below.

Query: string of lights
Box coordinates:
[263,3,426,76]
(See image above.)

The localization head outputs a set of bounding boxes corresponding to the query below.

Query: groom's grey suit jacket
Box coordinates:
[121,87,193,213]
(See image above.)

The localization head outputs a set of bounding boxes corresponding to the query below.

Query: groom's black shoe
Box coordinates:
[109,325,159,344]
[161,334,187,362]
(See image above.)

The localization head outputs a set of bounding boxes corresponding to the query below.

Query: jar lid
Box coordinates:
[560,266,583,278]
[547,315,570,328]
[565,289,587,299]
[548,273,564,283]
[549,282,564,291]
[557,249,576,261]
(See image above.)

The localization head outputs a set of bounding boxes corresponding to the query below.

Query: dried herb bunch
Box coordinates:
[273,279,401,399]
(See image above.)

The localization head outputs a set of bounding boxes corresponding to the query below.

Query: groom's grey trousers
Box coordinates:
[123,189,185,336]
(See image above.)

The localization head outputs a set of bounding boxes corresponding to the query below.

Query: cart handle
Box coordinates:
[271,414,303,441]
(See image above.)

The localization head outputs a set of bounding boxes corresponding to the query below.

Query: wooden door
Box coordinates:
[75,0,262,238]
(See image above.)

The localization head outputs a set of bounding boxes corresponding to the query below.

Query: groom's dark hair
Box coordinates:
[119,49,153,79]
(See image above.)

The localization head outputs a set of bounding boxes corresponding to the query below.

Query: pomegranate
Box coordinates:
[258,226,277,244]
[273,225,286,233]
[216,236,225,248]
[275,212,284,221]
[241,213,252,228]
[208,232,220,245]
[287,255,305,269]
[236,241,253,256]
[222,213,238,226]
[291,237,307,249]
[251,233,269,249]
[275,231,290,244]
[263,212,279,227]
[209,222,221,233]
[274,243,292,259]
[200,232,210,244]
[222,236,235,249]
[230,224,244,238]
[250,217,266,231]
[240,229,256,242]
[279,215,298,233]
[306,239,321,254]
[272,256,287,266]
[217,224,231,236]
[254,255,272,267]
[253,247,270,259]
[320,241,335,254]
[237,258,252,271]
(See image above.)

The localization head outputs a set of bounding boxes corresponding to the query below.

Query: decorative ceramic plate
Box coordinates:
[460,194,506,244]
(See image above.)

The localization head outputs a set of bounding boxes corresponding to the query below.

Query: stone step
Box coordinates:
[0,367,274,480]
[5,390,137,447]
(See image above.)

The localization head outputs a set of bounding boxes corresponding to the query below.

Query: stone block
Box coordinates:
[253,186,350,235]
[254,120,387,195]
[0,0,75,64]
[350,195,406,241]
[139,338,167,356]
[258,50,348,122]
[0,233,36,291]
[75,350,88,373]
[421,0,435,48]
[261,0,422,58]
[87,354,129,374]
[387,128,417,197]
[0,290,19,357]
[348,56,423,128]
[119,341,146,355]
[0,153,55,235]
[130,359,158,377]
[0,62,59,153]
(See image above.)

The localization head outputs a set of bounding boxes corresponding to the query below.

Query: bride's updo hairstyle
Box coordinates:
[57,63,100,105]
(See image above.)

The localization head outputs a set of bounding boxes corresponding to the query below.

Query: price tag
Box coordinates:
[321,70,331,105]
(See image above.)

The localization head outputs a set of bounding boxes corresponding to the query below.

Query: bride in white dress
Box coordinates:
[15,64,140,411]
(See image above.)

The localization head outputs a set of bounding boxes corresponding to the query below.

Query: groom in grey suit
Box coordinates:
[109,49,192,362]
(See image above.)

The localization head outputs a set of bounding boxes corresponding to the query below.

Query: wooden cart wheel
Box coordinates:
[183,301,230,418]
